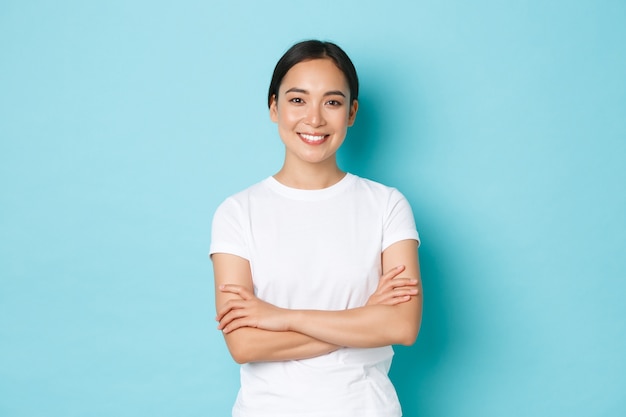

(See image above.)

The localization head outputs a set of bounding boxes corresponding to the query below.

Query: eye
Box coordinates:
[326,99,343,106]
[289,97,304,104]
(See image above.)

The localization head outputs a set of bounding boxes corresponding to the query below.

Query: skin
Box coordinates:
[212,58,422,364]
[270,58,358,189]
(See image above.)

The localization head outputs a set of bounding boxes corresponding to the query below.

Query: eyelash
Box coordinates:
[288,98,343,106]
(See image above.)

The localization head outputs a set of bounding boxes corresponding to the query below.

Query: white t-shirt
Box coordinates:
[210,173,419,417]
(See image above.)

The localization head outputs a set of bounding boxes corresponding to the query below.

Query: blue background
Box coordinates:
[1,1,625,416]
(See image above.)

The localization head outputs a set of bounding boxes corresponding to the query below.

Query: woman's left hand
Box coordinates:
[216,285,290,334]
[366,265,419,307]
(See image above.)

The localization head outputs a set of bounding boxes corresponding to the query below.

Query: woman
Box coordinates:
[210,40,422,417]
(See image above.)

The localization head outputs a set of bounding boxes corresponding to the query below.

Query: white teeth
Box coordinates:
[300,133,326,142]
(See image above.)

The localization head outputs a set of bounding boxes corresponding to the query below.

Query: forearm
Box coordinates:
[287,301,421,348]
[223,327,339,364]
[212,253,337,364]
[213,241,422,359]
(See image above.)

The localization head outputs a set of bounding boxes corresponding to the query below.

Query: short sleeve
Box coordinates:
[382,188,420,251]
[209,197,250,260]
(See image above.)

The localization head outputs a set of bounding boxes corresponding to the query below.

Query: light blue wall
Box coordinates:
[1,1,624,416]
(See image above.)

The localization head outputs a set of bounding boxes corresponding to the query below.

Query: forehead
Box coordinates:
[279,58,349,93]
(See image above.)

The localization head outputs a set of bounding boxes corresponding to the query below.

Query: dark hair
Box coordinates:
[267,40,359,108]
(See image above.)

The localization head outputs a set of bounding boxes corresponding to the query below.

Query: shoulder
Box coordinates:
[351,176,420,249]
[210,180,271,257]
[349,174,409,205]
[214,178,272,212]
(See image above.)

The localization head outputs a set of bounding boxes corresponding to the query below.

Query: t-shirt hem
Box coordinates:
[382,230,420,252]
[232,406,401,417]
[209,244,249,260]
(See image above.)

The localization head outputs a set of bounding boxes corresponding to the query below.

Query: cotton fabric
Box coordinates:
[210,173,419,417]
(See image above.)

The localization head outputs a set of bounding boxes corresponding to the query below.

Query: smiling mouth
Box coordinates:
[298,133,328,144]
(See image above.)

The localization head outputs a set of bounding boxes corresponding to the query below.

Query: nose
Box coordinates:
[304,104,325,127]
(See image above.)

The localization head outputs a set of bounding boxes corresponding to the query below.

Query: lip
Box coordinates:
[298,132,329,145]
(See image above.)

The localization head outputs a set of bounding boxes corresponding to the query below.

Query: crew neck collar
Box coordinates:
[264,173,356,201]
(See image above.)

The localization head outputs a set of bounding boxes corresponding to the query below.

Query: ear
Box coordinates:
[269,94,278,123]
[347,99,358,127]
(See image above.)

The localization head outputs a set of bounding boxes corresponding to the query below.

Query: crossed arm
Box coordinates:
[211,239,422,364]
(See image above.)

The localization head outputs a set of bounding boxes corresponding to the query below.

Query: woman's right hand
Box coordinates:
[366,265,419,306]
[216,284,291,334]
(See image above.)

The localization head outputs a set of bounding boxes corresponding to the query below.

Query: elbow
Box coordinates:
[393,317,421,346]
[232,355,249,365]
[230,350,248,364]
[396,326,417,346]
[225,337,253,364]
[228,344,253,364]
[397,328,418,346]
[395,302,422,346]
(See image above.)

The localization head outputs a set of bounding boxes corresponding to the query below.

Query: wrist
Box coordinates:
[286,309,304,332]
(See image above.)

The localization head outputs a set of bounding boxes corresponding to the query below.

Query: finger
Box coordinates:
[376,287,419,304]
[215,299,247,322]
[217,307,250,331]
[219,284,254,300]
[371,294,407,306]
[394,287,419,296]
[221,315,256,333]
[378,292,417,306]
[387,295,412,306]
[390,278,419,289]
[375,265,406,291]
[381,265,406,281]
[377,278,418,295]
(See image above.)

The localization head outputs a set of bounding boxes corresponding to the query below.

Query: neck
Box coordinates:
[274,158,345,190]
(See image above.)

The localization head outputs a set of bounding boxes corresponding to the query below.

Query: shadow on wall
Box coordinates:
[339,65,457,415]
[390,239,454,416]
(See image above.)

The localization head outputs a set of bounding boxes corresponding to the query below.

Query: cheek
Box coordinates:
[329,110,351,127]
[278,109,304,126]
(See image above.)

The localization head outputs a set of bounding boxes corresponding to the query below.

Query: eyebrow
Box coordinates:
[284,87,346,98]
